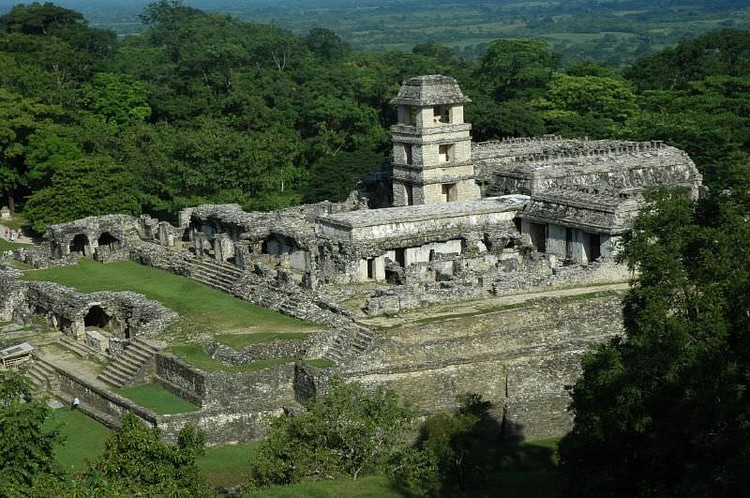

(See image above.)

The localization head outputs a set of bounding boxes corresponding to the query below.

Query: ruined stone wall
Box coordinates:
[202,365,298,411]
[345,292,624,440]
[0,272,26,322]
[207,338,308,365]
[155,354,206,406]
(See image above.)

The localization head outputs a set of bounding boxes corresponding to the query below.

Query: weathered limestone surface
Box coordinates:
[346,292,623,440]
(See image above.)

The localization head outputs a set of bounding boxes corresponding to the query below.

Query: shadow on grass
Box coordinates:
[391,397,560,497]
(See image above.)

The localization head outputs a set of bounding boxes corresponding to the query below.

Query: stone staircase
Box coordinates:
[188,258,243,293]
[325,327,375,364]
[98,338,161,388]
[26,358,57,392]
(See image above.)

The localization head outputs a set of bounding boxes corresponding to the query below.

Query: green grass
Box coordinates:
[169,344,307,373]
[215,332,309,350]
[46,407,111,472]
[116,383,200,414]
[23,260,317,340]
[198,442,259,488]
[0,238,32,251]
[244,475,404,498]
[305,358,334,369]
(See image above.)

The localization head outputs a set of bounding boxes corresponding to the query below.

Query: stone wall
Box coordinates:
[207,338,308,365]
[155,354,207,406]
[345,292,624,441]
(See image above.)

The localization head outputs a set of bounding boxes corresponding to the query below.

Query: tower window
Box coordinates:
[442,183,457,202]
[433,105,450,124]
[405,144,413,165]
[439,144,454,163]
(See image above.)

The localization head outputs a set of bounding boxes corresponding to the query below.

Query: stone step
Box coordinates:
[192,267,239,283]
[104,361,138,379]
[115,353,144,372]
[132,337,162,354]
[97,338,159,388]
[191,258,244,275]
[193,276,233,293]
[190,267,236,284]
[98,370,127,389]
[59,336,95,359]
[123,343,155,362]
[26,360,57,391]
[190,262,243,281]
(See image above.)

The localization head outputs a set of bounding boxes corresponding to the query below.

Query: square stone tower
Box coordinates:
[389,75,480,206]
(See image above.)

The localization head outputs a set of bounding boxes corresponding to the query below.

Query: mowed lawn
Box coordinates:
[23,259,317,338]
[46,407,111,472]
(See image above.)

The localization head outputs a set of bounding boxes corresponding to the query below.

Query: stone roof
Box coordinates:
[389,74,472,106]
[317,195,527,229]
[473,137,702,197]
[520,191,640,233]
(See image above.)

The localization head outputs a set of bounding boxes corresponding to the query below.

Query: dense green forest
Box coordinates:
[0,1,748,233]
[3,0,749,65]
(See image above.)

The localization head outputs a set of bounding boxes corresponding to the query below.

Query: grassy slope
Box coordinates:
[23,259,317,341]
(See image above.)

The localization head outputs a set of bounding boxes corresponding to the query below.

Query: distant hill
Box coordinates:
[1,0,749,64]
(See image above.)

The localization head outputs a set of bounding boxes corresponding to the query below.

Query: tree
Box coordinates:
[392,394,509,497]
[0,89,65,212]
[305,27,350,62]
[0,2,84,36]
[0,370,62,495]
[23,155,141,231]
[247,378,415,488]
[559,182,750,497]
[475,38,559,101]
[533,73,639,137]
[73,413,211,497]
[80,72,151,125]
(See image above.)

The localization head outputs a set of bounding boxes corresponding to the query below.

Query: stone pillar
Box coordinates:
[178,208,193,229]
[569,229,586,263]
[158,222,174,247]
[214,234,234,262]
[193,233,206,258]
[546,224,566,259]
[233,241,246,269]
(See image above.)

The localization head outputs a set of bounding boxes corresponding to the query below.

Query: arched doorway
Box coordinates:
[69,234,89,255]
[97,232,120,250]
[84,305,110,331]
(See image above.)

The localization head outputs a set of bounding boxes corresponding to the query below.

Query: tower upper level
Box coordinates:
[390,74,472,128]
[390,75,480,206]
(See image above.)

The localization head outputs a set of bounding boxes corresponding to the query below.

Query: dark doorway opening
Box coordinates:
[588,233,601,261]
[395,248,406,268]
[69,234,89,255]
[84,305,110,330]
[97,232,120,250]
[530,223,547,252]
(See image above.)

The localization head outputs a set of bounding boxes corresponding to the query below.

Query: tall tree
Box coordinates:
[0,370,62,495]
[247,378,415,487]
[559,180,750,497]
[0,89,65,212]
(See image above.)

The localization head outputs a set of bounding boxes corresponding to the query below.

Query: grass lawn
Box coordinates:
[46,407,111,472]
[116,383,200,414]
[0,238,32,251]
[198,442,259,488]
[244,475,404,498]
[24,259,318,341]
[215,332,308,350]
